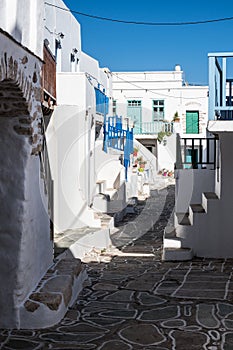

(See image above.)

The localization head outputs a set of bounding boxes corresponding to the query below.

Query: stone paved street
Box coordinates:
[2,183,233,349]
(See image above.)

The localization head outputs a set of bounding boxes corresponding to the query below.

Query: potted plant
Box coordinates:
[173,111,180,123]
[157,131,166,143]
[139,160,146,169]
[133,146,139,157]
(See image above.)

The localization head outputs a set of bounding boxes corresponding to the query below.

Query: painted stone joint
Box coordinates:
[23,258,84,313]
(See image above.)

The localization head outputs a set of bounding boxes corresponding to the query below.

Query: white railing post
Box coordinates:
[208,55,216,121]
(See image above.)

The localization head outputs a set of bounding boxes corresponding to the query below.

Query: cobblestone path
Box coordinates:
[2,185,233,349]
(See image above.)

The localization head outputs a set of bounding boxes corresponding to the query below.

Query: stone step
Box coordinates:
[203,192,219,200]
[54,226,111,260]
[19,257,87,329]
[190,204,205,213]
[202,192,219,212]
[176,212,191,226]
[94,212,114,229]
[163,227,182,249]
[188,204,206,225]
[105,188,118,200]
[162,247,193,261]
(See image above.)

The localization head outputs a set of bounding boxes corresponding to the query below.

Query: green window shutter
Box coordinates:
[186,111,199,134]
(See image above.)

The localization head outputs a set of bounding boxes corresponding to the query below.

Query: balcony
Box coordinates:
[208,52,233,121]
[42,43,56,115]
[134,121,174,135]
[176,136,217,170]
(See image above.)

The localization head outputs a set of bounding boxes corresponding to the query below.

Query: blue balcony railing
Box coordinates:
[134,121,174,135]
[208,52,233,120]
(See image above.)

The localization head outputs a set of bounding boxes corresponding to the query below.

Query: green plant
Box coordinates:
[133,147,139,156]
[157,131,172,144]
[137,156,143,162]
[173,111,180,121]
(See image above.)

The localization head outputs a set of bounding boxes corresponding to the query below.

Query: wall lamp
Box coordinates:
[57,32,64,39]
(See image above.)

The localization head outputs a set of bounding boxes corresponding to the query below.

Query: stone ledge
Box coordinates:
[19,257,87,329]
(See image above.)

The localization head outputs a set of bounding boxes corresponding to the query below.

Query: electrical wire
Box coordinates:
[44,2,233,26]
[111,72,208,100]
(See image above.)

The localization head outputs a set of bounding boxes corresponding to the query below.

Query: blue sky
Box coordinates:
[63,0,233,85]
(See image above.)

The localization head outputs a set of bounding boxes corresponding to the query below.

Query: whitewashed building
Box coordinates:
[44,0,137,255]
[112,68,208,171]
[163,52,233,260]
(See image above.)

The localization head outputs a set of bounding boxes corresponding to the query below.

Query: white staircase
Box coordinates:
[162,191,220,261]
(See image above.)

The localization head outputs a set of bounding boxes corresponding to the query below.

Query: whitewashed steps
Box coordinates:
[189,204,206,225]
[202,192,219,212]
[175,212,191,226]
[162,247,193,261]
[164,227,182,249]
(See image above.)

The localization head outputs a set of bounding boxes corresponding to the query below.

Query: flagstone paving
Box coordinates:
[2,184,233,349]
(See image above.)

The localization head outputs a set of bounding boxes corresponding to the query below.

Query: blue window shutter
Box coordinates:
[95,87,109,115]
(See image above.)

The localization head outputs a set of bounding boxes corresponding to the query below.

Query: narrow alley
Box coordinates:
[1,182,233,349]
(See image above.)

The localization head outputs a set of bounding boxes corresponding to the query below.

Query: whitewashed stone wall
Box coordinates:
[0,31,53,328]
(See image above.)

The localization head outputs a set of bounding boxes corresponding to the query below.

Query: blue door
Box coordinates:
[127,100,142,133]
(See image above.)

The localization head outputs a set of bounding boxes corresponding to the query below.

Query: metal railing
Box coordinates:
[215,107,233,120]
[177,137,217,169]
[134,121,174,135]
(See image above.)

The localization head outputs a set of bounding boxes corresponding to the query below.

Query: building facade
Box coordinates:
[112,67,208,137]
[163,52,233,260]
[44,0,137,240]
[0,0,54,328]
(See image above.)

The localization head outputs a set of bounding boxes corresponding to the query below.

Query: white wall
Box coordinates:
[44,0,81,72]
[0,0,44,58]
[56,73,86,108]
[157,133,177,171]
[112,70,208,135]
[0,26,53,327]
[46,105,100,231]
[175,168,215,213]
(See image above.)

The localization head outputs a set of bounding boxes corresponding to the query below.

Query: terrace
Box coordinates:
[208,52,233,121]
[134,121,174,135]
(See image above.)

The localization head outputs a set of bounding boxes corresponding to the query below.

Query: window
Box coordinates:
[95,88,109,115]
[128,100,141,107]
[153,100,164,121]
[186,111,199,134]
[112,99,117,116]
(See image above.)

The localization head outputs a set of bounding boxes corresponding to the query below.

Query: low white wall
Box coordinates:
[158,133,176,171]
[175,168,215,212]
[95,140,123,189]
